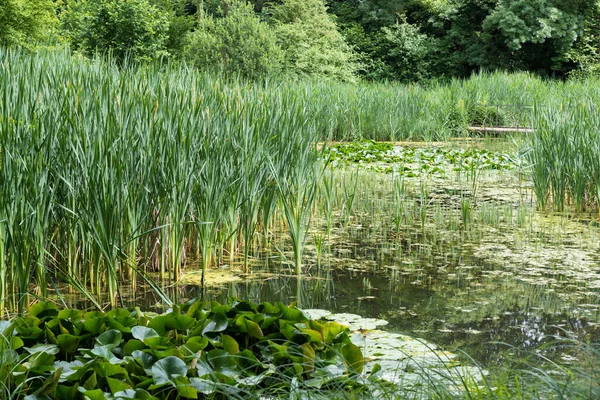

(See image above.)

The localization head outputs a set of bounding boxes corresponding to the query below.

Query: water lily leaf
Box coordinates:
[206,349,238,377]
[90,345,123,364]
[31,367,62,396]
[123,339,146,355]
[165,315,195,332]
[106,377,131,395]
[142,336,171,349]
[114,389,154,399]
[257,302,280,315]
[96,330,122,349]
[29,351,56,370]
[189,378,216,395]
[279,304,304,323]
[24,344,59,355]
[0,320,12,336]
[233,301,257,312]
[131,326,159,342]
[131,350,156,371]
[300,343,316,373]
[236,349,261,371]
[77,388,106,400]
[341,343,364,374]
[13,317,43,340]
[0,349,18,364]
[92,362,129,379]
[175,378,197,399]
[322,322,346,343]
[183,336,208,353]
[106,317,134,333]
[221,334,239,355]
[83,318,106,336]
[29,302,59,320]
[58,309,83,321]
[201,313,228,336]
[83,372,97,390]
[150,356,187,386]
[235,316,263,338]
[57,334,80,354]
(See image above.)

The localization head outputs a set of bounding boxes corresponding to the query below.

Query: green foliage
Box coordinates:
[186,0,282,79]
[381,16,435,82]
[61,0,171,62]
[0,300,370,399]
[269,0,358,82]
[0,0,57,47]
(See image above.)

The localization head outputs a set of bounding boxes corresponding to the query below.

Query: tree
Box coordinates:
[61,0,171,62]
[269,0,358,82]
[0,0,57,47]
[186,0,282,79]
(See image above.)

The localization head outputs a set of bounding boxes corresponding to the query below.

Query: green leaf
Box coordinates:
[78,389,106,400]
[106,377,132,395]
[201,313,228,336]
[341,343,364,374]
[57,334,80,354]
[29,302,59,320]
[206,349,238,377]
[131,326,159,342]
[221,334,239,355]
[83,317,106,335]
[96,330,122,349]
[189,378,216,395]
[150,356,187,386]
[165,315,195,332]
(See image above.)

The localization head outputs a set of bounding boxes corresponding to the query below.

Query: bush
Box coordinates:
[61,0,171,63]
[0,0,56,47]
[269,0,359,82]
[186,0,282,79]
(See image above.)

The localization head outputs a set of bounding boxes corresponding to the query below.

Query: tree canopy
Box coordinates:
[2,0,600,81]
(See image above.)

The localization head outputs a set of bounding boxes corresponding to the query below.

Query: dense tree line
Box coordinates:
[1,0,599,82]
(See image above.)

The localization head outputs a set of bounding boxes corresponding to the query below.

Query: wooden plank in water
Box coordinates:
[468,126,533,134]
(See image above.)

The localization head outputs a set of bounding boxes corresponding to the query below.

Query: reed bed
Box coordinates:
[0,48,322,313]
[529,99,600,212]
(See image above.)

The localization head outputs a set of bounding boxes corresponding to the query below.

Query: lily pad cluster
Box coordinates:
[0,300,370,400]
[327,140,516,176]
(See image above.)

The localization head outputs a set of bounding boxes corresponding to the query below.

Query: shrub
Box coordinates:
[186,0,282,79]
[0,0,56,47]
[61,0,171,62]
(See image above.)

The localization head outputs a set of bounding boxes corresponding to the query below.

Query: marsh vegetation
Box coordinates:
[1,49,599,398]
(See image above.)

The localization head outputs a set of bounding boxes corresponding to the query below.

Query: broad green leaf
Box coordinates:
[24,344,59,355]
[78,389,106,400]
[300,343,316,373]
[165,315,195,332]
[83,318,106,336]
[150,356,187,386]
[221,334,239,355]
[123,339,146,355]
[29,302,59,320]
[189,378,216,395]
[201,313,228,336]
[96,330,122,348]
[57,334,80,354]
[341,343,364,374]
[206,349,238,377]
[106,377,131,394]
[131,326,159,342]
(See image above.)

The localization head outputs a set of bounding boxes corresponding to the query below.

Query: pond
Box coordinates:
[67,139,600,390]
